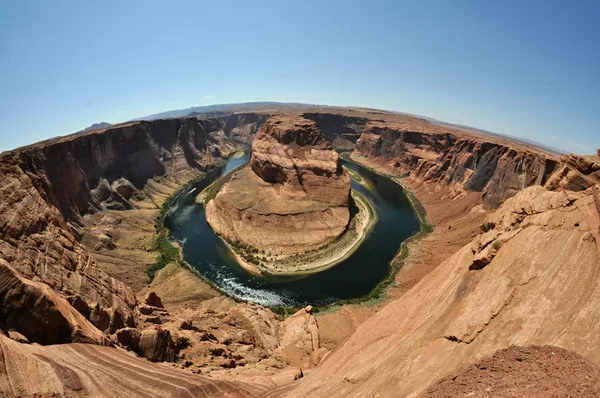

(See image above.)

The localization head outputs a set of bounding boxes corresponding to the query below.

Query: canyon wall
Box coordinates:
[302,112,369,150]
[0,117,237,340]
[218,112,271,143]
[355,121,600,208]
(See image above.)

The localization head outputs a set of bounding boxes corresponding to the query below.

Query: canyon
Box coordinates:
[0,104,599,397]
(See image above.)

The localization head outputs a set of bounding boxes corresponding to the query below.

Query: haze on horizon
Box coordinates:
[1,0,598,154]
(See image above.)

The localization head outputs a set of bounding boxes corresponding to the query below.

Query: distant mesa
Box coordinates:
[205,115,352,271]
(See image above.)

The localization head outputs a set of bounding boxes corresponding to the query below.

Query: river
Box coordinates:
[163,153,420,307]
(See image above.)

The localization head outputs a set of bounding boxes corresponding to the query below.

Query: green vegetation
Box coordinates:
[145,150,434,319]
[343,165,364,184]
[146,151,245,281]
[492,239,502,250]
[146,232,180,280]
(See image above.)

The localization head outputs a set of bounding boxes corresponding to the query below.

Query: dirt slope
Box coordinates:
[423,345,600,398]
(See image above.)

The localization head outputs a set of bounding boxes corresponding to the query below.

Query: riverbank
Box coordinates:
[195,151,248,205]
[217,189,377,276]
[346,152,487,298]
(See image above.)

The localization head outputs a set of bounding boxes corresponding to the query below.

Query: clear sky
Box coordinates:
[1,0,599,154]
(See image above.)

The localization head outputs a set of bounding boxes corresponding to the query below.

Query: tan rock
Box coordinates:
[7,330,29,344]
[0,333,266,397]
[275,186,600,397]
[206,115,351,257]
[270,367,303,386]
[275,306,320,367]
[138,327,178,362]
[0,259,109,346]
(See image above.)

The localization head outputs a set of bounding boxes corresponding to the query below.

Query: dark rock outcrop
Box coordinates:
[302,112,369,150]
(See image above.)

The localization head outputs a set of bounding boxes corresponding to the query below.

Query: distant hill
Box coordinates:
[396,112,565,156]
[132,102,316,121]
[79,122,112,133]
[134,102,566,156]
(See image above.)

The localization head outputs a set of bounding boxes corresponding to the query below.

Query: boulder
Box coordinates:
[270,367,303,386]
[145,291,164,308]
[138,327,178,362]
[111,177,136,200]
[91,178,112,203]
[114,327,141,350]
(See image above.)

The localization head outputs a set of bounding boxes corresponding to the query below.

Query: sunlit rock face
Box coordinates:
[206,115,351,255]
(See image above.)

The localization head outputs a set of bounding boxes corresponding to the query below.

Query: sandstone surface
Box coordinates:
[0,333,266,397]
[271,184,600,397]
[206,115,352,256]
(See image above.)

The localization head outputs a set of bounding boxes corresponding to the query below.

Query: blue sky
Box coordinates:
[1,0,598,154]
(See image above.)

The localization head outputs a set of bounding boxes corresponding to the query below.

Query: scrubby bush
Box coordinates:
[146,232,180,280]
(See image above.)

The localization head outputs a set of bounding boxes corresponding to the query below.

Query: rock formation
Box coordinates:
[206,115,351,256]
[0,116,238,340]
[270,183,600,397]
[354,121,599,208]
[0,332,268,397]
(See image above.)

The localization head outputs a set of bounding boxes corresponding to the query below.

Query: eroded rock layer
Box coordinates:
[355,121,600,208]
[206,115,351,255]
[0,116,236,343]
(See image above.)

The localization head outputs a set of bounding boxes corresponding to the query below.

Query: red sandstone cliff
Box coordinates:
[0,117,236,340]
[355,121,599,208]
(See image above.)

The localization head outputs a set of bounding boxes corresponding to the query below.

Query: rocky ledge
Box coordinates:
[205,115,353,271]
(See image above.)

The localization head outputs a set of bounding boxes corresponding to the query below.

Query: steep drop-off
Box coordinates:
[355,121,599,208]
[0,117,236,340]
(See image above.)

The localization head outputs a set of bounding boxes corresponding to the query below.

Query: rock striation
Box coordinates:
[206,115,352,256]
[0,333,267,397]
[355,121,599,208]
[272,183,600,397]
[0,116,237,347]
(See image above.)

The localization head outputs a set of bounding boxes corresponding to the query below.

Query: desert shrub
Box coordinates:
[146,232,180,280]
